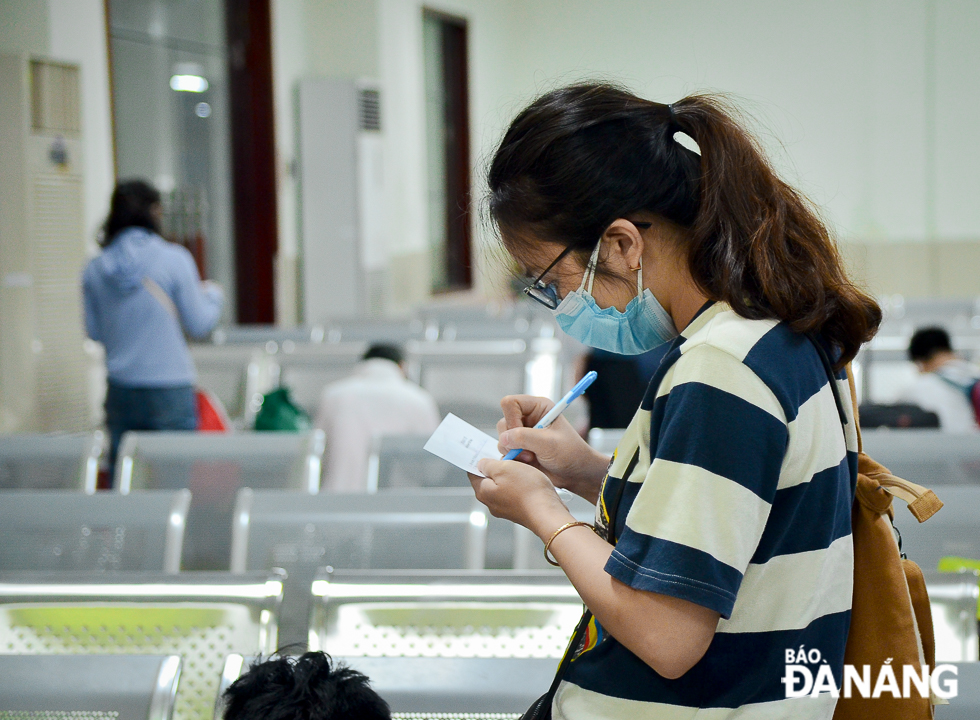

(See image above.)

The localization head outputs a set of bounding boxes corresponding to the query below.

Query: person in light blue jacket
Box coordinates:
[83,180,224,484]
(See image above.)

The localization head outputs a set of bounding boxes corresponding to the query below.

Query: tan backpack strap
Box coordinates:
[844,363,862,452]
[877,475,944,522]
[846,363,943,522]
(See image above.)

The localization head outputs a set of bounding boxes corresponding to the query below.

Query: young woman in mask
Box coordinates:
[470,84,881,719]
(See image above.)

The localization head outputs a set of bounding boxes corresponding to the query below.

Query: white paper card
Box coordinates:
[423,413,502,477]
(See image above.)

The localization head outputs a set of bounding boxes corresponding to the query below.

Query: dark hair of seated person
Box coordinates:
[363,343,404,365]
[908,327,953,363]
[222,651,390,720]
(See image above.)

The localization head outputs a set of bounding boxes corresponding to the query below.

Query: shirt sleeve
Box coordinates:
[170,247,223,339]
[604,343,789,619]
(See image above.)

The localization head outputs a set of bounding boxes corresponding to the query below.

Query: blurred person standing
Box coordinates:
[315,344,440,492]
[83,180,224,483]
[900,327,980,433]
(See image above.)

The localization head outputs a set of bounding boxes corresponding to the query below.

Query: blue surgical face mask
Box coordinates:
[552,242,678,354]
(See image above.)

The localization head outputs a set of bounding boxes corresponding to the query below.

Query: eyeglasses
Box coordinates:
[522,244,578,310]
[522,221,652,310]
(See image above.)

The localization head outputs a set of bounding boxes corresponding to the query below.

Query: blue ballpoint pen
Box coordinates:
[502,370,598,461]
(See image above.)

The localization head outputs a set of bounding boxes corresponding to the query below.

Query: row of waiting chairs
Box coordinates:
[0,430,459,494]
[191,332,567,428]
[6,428,980,572]
[1,569,978,719]
[16,426,980,495]
[0,487,594,573]
[589,428,980,487]
[0,570,580,720]
[210,304,548,346]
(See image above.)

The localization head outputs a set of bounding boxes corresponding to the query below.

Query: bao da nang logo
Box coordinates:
[782,646,958,699]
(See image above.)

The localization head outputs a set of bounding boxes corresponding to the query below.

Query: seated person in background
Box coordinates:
[315,343,440,491]
[582,349,649,430]
[899,326,980,433]
[222,651,390,720]
[582,345,671,430]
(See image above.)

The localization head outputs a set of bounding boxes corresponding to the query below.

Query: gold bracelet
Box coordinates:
[544,521,595,566]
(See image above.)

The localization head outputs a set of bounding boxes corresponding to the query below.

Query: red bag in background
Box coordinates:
[196,387,231,432]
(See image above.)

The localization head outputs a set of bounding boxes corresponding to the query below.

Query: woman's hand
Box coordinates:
[469,458,573,539]
[496,394,610,503]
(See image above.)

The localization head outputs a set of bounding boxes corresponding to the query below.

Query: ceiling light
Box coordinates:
[169,75,209,93]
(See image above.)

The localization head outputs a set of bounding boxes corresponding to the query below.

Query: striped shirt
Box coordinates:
[555,302,859,719]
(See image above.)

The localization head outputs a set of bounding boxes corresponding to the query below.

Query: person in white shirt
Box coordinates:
[315,343,441,491]
[899,327,980,433]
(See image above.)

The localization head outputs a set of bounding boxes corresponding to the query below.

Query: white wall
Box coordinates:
[377,0,522,306]
[281,1,980,307]
[503,0,980,247]
[271,0,381,323]
[497,0,980,296]
[0,0,114,254]
[47,0,115,254]
[0,0,48,55]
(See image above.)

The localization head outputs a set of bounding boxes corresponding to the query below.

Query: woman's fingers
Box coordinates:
[478,457,508,478]
[499,394,555,430]
[468,471,495,500]
[498,426,554,459]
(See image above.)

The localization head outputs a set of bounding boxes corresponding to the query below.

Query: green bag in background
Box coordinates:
[253,387,312,432]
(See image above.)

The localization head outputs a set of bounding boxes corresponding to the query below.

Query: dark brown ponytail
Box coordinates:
[670,95,880,365]
[488,83,880,365]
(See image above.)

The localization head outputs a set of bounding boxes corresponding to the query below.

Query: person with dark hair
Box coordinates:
[900,326,980,432]
[83,180,224,481]
[468,84,881,718]
[362,343,404,365]
[315,342,439,491]
[222,652,390,720]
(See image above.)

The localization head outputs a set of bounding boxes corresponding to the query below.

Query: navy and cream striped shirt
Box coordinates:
[555,302,859,719]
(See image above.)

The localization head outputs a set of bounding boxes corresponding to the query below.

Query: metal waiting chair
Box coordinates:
[924,570,980,662]
[366,433,469,491]
[587,427,626,457]
[0,654,181,720]
[861,430,980,486]
[305,569,580,714]
[0,431,103,492]
[274,342,366,417]
[188,343,279,423]
[308,568,581,658]
[230,488,488,573]
[229,488,489,646]
[319,317,428,343]
[407,338,561,430]
[0,489,190,573]
[0,570,283,720]
[115,431,324,570]
[935,662,980,719]
[363,436,523,569]
[211,325,323,345]
[893,486,980,573]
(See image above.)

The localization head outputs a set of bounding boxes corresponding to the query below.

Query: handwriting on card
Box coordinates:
[423,414,502,477]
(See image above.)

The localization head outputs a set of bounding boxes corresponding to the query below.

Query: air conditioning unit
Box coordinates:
[0,55,90,432]
[297,78,384,323]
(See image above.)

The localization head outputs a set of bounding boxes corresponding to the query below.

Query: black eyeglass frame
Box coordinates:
[521,221,652,310]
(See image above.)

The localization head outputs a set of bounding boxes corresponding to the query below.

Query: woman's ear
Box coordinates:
[600,219,645,271]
